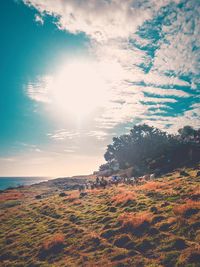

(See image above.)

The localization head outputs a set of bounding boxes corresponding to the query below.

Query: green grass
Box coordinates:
[0,166,200,266]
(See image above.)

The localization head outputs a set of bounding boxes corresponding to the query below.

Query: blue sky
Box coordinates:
[0,0,199,176]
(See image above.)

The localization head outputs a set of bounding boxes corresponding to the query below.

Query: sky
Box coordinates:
[0,0,199,177]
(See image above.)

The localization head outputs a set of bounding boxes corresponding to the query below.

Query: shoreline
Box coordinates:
[0,174,95,192]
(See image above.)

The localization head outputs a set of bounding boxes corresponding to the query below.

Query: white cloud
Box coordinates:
[27,77,52,103]
[131,85,190,97]
[24,0,154,41]
[141,104,200,132]
[47,130,80,141]
[153,0,200,76]
[24,0,199,135]
[88,130,115,141]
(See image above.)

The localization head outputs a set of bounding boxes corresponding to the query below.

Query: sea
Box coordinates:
[0,177,50,191]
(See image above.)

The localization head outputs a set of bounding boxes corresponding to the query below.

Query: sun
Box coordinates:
[47,60,109,120]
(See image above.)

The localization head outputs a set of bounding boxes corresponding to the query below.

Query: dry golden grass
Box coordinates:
[73,199,82,205]
[179,244,200,265]
[118,211,152,228]
[136,180,177,195]
[111,188,136,204]
[1,166,200,267]
[88,188,101,194]
[0,190,24,201]
[42,233,65,251]
[191,185,200,195]
[65,191,79,202]
[136,181,165,191]
[173,200,200,217]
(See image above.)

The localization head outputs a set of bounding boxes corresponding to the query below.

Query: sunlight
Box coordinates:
[47,60,109,120]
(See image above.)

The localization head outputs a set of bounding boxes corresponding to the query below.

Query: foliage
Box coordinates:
[173,200,200,218]
[102,124,200,174]
[111,188,136,204]
[118,211,152,228]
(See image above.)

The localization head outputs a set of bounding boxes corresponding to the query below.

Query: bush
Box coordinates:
[173,200,199,218]
[111,189,136,204]
[118,211,152,229]
[39,233,64,259]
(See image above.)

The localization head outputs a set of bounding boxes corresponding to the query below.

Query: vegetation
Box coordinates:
[0,166,200,266]
[100,125,200,175]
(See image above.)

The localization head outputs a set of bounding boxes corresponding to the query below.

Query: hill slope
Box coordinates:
[0,167,200,267]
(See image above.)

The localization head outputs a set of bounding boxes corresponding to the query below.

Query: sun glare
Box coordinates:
[46,60,109,120]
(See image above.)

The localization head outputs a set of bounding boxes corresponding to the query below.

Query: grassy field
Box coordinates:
[0,167,200,267]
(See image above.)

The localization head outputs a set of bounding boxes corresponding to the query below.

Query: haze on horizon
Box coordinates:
[0,0,199,177]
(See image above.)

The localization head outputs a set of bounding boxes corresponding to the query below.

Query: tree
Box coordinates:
[178,126,196,140]
[104,124,172,172]
[102,124,200,175]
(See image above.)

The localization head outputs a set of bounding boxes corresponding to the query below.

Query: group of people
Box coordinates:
[78,173,156,193]
[78,176,108,192]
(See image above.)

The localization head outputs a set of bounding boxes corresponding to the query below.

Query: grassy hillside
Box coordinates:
[0,167,200,267]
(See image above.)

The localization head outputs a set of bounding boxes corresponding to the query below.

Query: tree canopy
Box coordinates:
[100,124,200,176]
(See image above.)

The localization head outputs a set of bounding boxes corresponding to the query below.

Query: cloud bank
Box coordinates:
[24,0,200,141]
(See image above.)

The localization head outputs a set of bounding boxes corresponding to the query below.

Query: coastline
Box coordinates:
[0,174,95,193]
[0,177,51,191]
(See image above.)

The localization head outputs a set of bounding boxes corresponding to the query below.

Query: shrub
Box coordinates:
[178,245,200,265]
[39,233,64,259]
[173,200,200,218]
[111,189,136,204]
[137,181,165,192]
[65,192,79,202]
[118,211,152,229]
[162,251,180,267]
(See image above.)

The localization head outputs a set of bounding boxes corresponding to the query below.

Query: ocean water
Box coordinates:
[0,177,50,190]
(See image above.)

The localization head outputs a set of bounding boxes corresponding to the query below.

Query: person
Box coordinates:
[90,182,95,190]
[96,176,100,184]
[100,177,107,189]
[78,185,84,192]
[130,177,135,185]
